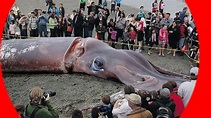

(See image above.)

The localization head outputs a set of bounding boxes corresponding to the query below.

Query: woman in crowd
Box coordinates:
[107,18,116,41]
[158,24,168,56]
[115,12,126,42]
[168,21,180,56]
[57,14,65,37]
[18,15,28,39]
[49,14,58,37]
[148,28,157,55]
[109,27,117,48]
[129,27,137,50]
[136,18,145,53]
[64,13,73,37]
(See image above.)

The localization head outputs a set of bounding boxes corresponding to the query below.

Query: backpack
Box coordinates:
[25,104,41,118]
[156,101,173,118]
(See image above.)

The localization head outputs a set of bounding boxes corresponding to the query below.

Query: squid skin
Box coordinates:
[1,37,188,90]
[1,37,79,73]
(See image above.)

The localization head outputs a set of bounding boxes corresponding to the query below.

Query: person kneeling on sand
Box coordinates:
[25,86,58,118]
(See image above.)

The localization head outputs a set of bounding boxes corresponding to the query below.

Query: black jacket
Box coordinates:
[148,98,176,118]
[59,7,65,17]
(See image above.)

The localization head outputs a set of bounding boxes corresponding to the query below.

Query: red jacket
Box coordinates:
[170,93,185,117]
[180,24,188,38]
[158,28,168,43]
[129,31,137,40]
[137,21,144,31]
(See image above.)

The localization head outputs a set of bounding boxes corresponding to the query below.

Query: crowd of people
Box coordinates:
[4,0,199,62]
[14,66,198,118]
[10,0,199,117]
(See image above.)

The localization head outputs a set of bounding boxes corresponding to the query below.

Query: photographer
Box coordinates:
[38,10,48,37]
[25,86,58,118]
[160,13,172,28]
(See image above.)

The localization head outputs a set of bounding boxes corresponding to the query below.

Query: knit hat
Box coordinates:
[160,88,170,98]
[125,93,142,105]
[190,67,199,76]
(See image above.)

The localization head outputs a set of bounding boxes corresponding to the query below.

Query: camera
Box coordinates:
[41,91,56,104]
[43,91,56,98]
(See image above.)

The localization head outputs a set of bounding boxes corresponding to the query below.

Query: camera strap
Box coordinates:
[25,104,41,118]
[30,106,41,118]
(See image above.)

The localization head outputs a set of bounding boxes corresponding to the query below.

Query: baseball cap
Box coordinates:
[190,67,199,76]
[125,93,142,105]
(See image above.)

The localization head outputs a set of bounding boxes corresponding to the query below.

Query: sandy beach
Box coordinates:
[4,0,191,117]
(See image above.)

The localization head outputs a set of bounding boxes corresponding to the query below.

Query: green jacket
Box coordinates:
[80,0,86,3]
[26,101,57,118]
[49,18,58,29]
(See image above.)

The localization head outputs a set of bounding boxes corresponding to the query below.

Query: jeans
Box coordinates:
[87,30,93,37]
[39,25,47,37]
[84,27,89,38]
[179,38,185,50]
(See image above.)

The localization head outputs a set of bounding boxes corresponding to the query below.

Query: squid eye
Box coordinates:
[90,57,105,73]
[93,57,104,69]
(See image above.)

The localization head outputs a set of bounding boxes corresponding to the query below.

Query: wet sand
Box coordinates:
[4,0,190,117]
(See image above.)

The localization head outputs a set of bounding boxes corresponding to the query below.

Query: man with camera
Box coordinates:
[25,86,58,118]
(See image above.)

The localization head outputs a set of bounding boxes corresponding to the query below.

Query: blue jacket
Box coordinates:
[49,7,59,17]
[103,1,107,7]
[116,0,121,4]
[38,14,49,26]
[179,10,186,23]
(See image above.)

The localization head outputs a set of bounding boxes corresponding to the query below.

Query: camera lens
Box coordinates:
[49,91,56,97]
[43,91,56,98]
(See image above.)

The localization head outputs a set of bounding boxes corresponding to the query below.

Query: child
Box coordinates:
[109,27,117,48]
[99,95,113,118]
[129,27,137,51]
[158,25,168,56]
[148,28,157,55]
[122,28,130,50]
[9,20,16,39]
